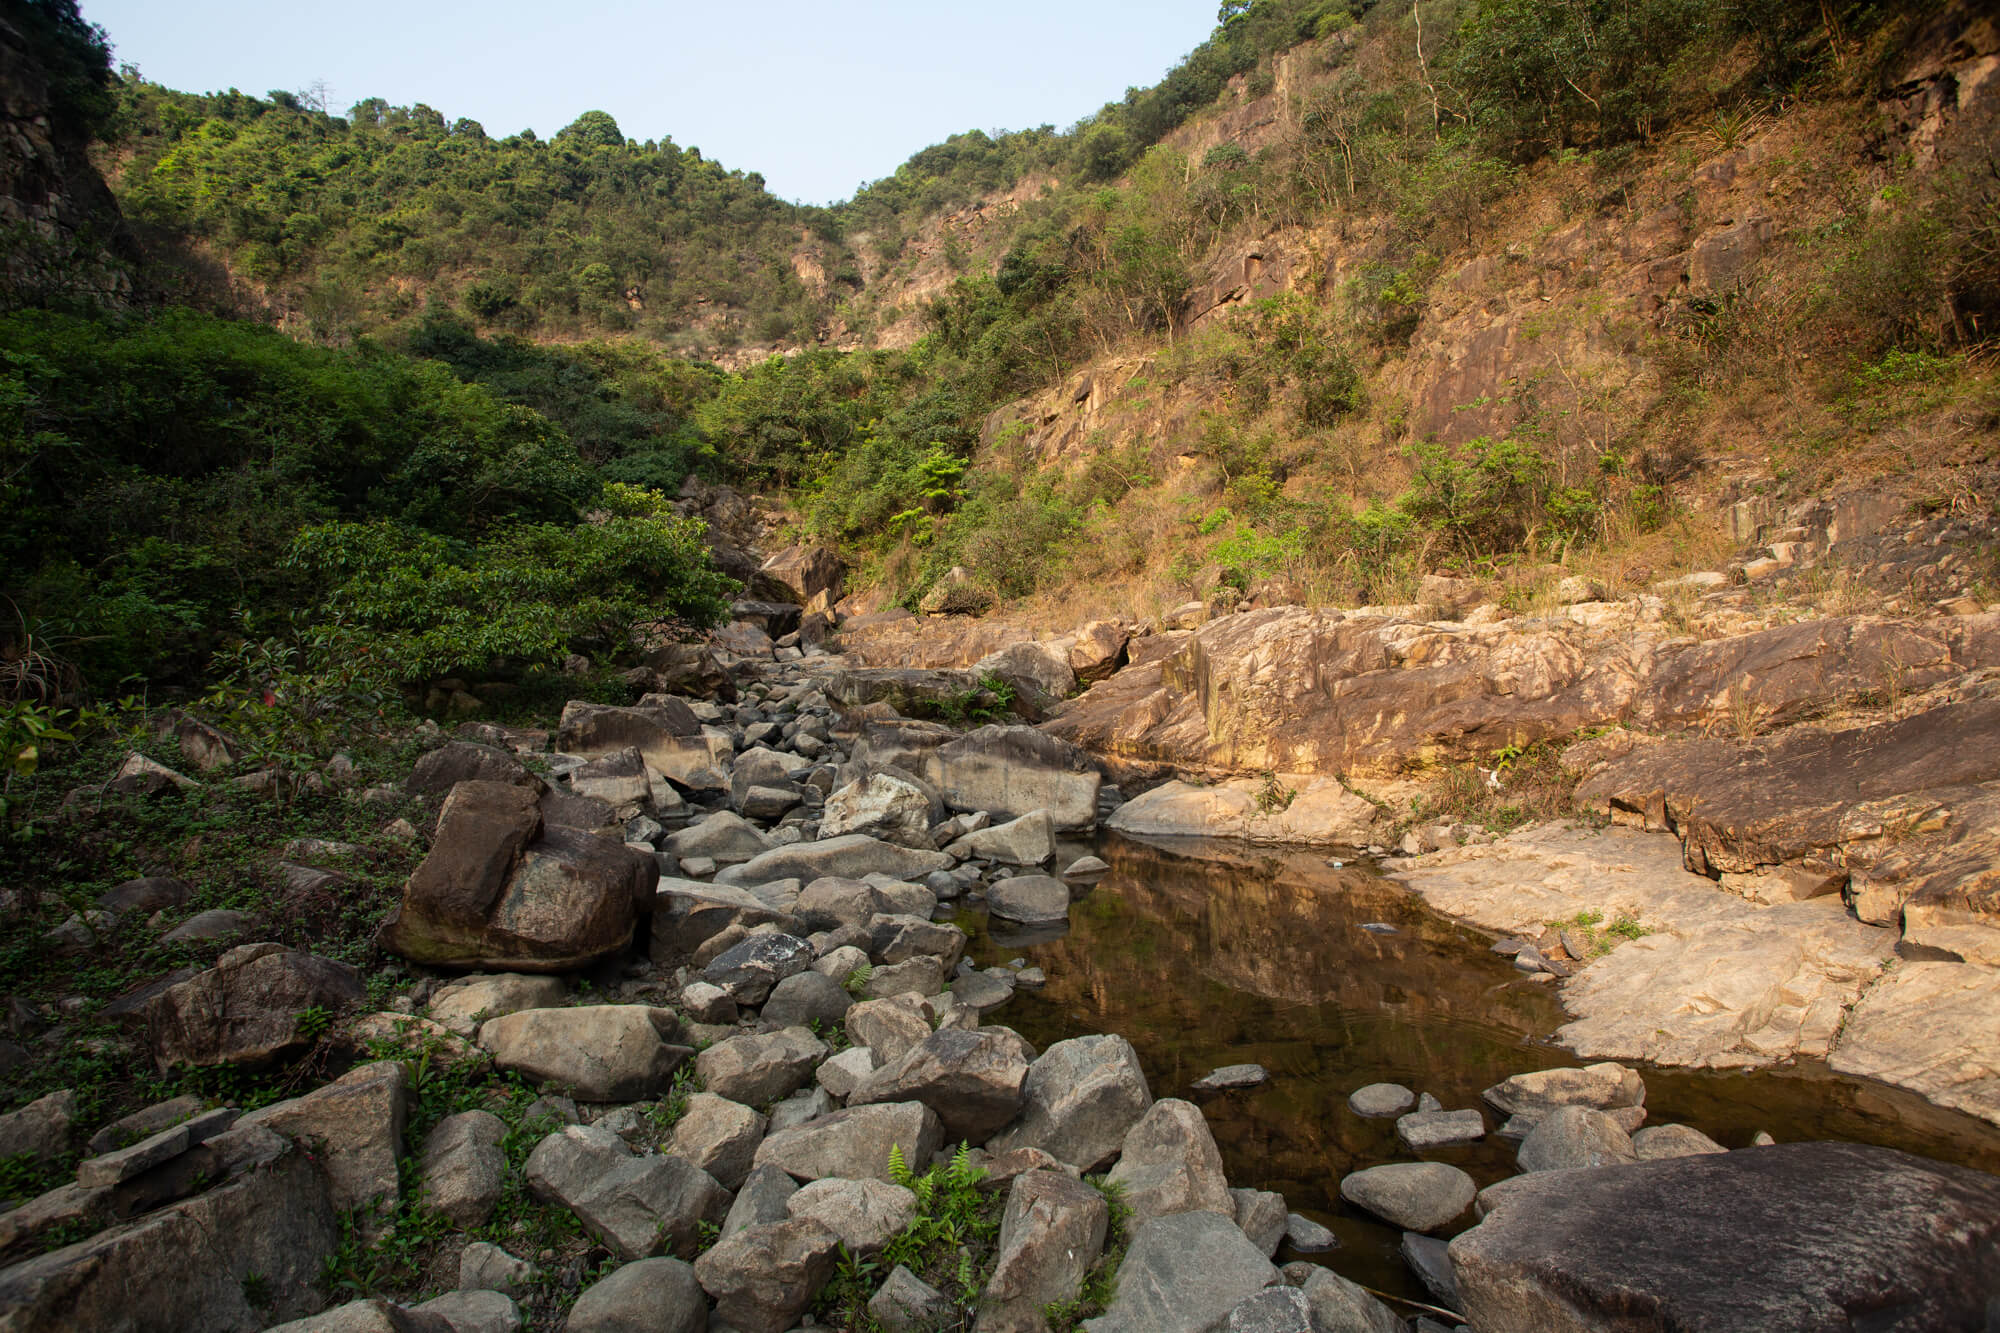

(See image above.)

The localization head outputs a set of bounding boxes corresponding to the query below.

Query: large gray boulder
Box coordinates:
[975,1169,1109,1333]
[419,1111,506,1227]
[1081,1210,1279,1333]
[784,1177,918,1256]
[239,1060,407,1217]
[928,726,1102,831]
[753,1103,945,1183]
[1450,1141,2000,1332]
[848,1028,1031,1143]
[426,974,566,1037]
[564,1256,705,1333]
[989,1034,1151,1171]
[1516,1105,1639,1173]
[1103,1098,1233,1227]
[651,878,798,960]
[701,932,814,1005]
[1296,1269,1402,1333]
[844,995,935,1065]
[145,944,364,1071]
[664,1094,766,1191]
[555,699,701,763]
[818,771,941,848]
[760,970,853,1028]
[695,1028,828,1106]
[524,1124,727,1259]
[716,835,952,887]
[478,1005,690,1102]
[694,1216,842,1333]
[1338,1161,1476,1232]
[985,875,1070,925]
[947,810,1057,866]
[667,811,773,865]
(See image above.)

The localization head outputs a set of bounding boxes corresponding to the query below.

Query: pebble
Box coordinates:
[1360,923,1399,935]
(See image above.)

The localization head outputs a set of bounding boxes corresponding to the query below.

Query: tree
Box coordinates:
[559,110,625,149]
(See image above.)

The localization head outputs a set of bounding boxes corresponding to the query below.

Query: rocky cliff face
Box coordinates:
[0,14,134,309]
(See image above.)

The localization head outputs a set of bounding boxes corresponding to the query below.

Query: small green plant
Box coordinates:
[1252,771,1295,815]
[293,1005,334,1042]
[240,1272,273,1310]
[843,963,875,996]
[1550,908,1651,959]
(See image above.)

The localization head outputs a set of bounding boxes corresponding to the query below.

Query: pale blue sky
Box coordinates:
[81,0,1220,204]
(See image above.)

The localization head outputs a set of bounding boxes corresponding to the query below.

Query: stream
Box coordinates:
[947,832,2000,1301]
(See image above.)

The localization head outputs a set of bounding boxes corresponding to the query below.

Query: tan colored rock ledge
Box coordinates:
[1387,823,2000,1128]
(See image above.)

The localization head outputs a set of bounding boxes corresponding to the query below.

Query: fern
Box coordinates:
[887,1142,913,1188]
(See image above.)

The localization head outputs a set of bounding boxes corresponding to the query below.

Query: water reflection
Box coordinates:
[951,832,2000,1301]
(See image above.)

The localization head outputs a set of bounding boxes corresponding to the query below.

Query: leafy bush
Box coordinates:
[1399,436,1600,555]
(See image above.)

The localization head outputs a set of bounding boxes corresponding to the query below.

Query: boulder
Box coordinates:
[1081,1210,1280,1333]
[1453,1142,2000,1332]
[98,876,191,915]
[849,1028,1032,1143]
[859,955,947,999]
[524,1123,727,1259]
[427,974,566,1038]
[869,913,967,970]
[0,1091,76,1164]
[264,1298,452,1331]
[1296,1269,1401,1333]
[975,1169,1110,1333]
[871,1264,956,1332]
[651,878,797,961]
[784,1177,918,1256]
[567,747,653,815]
[0,1126,336,1330]
[1516,1105,1639,1173]
[1347,1083,1416,1118]
[989,1034,1152,1171]
[1231,1188,1287,1258]
[555,699,700,762]
[1191,1064,1268,1092]
[665,1094,766,1191]
[566,1257,704,1333]
[947,810,1057,866]
[759,970,853,1028]
[815,1045,880,1100]
[702,932,814,1005]
[1223,1288,1314,1333]
[695,1027,829,1106]
[146,946,364,1071]
[411,1290,517,1333]
[929,726,1102,832]
[974,641,1077,700]
[640,640,735,702]
[419,1110,506,1227]
[845,995,935,1065]
[1338,1162,1475,1232]
[1395,1108,1485,1151]
[1104,1098,1233,1227]
[753,1102,945,1183]
[1066,621,1130,683]
[378,785,657,972]
[1482,1063,1646,1122]
[240,1061,408,1217]
[477,1006,690,1102]
[459,1242,536,1299]
[716,834,953,888]
[1105,776,1381,847]
[758,545,844,607]
[985,875,1070,925]
[693,1217,842,1333]
[406,742,539,798]
[819,771,942,848]
[667,810,774,865]
[1632,1123,1728,1160]
[824,667,982,714]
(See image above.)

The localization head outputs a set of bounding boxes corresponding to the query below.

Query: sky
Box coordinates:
[80,0,1221,205]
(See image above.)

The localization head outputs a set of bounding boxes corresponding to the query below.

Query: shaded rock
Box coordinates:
[651,879,798,962]
[84,1093,203,1157]
[1231,1187,1288,1258]
[667,811,774,865]
[564,1256,705,1333]
[1339,1162,1475,1232]
[1482,1063,1645,1122]
[1066,621,1130,683]
[1632,1123,1728,1160]
[1297,1269,1400,1333]
[74,1107,235,1187]
[159,909,251,944]
[929,725,1102,832]
[1224,1287,1314,1333]
[759,545,844,607]
[1105,1098,1233,1227]
[1451,1141,2000,1333]
[406,743,538,798]
[985,875,1070,925]
[845,995,934,1065]
[759,969,852,1028]
[815,1045,880,1100]
[1105,776,1381,848]
[693,1217,842,1333]
[701,933,813,1005]
[850,1028,1032,1142]
[1516,1105,1638,1173]
[420,1110,506,1227]
[753,1102,945,1183]
[870,913,967,970]
[1081,1209,1279,1333]
[950,970,1015,1014]
[524,1123,727,1259]
[98,876,190,915]
[716,834,952,888]
[265,1298,452,1331]
[240,1060,407,1217]
[990,1034,1152,1171]
[859,955,947,999]
[1401,1231,1460,1310]
[411,1289,519,1333]
[459,1242,536,1299]
[1347,1083,1415,1118]
[1284,1212,1339,1253]
[555,700,700,765]
[722,1163,799,1236]
[785,1176,918,1255]
[696,1027,828,1106]
[665,1093,766,1190]
[427,974,567,1038]
[975,1169,1109,1333]
[872,1264,956,1333]
[0,1090,75,1164]
[146,946,363,1070]
[478,1006,689,1102]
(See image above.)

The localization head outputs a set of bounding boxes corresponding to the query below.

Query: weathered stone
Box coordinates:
[146,947,364,1070]
[975,1169,1110,1333]
[0,1090,76,1164]
[1339,1162,1475,1232]
[1284,1213,1338,1253]
[753,1102,945,1183]
[1297,1269,1400,1333]
[694,1217,842,1333]
[1454,1142,2000,1332]
[564,1256,705,1333]
[850,1028,1032,1143]
[758,969,853,1028]
[74,1107,235,1187]
[98,876,191,915]
[240,1060,407,1217]
[814,1045,880,1099]
[928,725,1102,832]
[785,1177,918,1256]
[1066,621,1130,683]
[1105,1098,1233,1227]
[568,747,653,814]
[406,743,538,798]
[1347,1083,1415,1118]
[478,1006,689,1102]
[667,811,773,865]
[524,1123,727,1259]
[1482,1063,1646,1122]
[871,1264,957,1332]
[0,1127,336,1330]
[717,833,953,887]
[665,1094,766,1191]
[1395,1107,1485,1150]
[845,995,935,1065]
[985,875,1070,925]
[1192,1063,1268,1092]
[555,700,701,768]
[419,1110,506,1227]
[991,1034,1152,1171]
[1223,1287,1314,1333]
[1230,1188,1287,1258]
[694,1027,826,1106]
[427,973,567,1038]
[159,908,252,944]
[948,810,1057,866]
[818,771,941,848]
[1401,1231,1460,1309]
[701,932,813,1005]
[265,1297,453,1332]
[458,1242,536,1299]
[84,1093,204,1157]
[1517,1105,1638,1173]
[1829,959,2000,1127]
[859,955,947,999]
[869,913,967,970]
[722,1163,799,1236]
[1082,1209,1280,1333]
[1106,776,1382,847]
[651,878,798,961]
[950,970,1015,1014]
[1632,1123,1728,1160]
